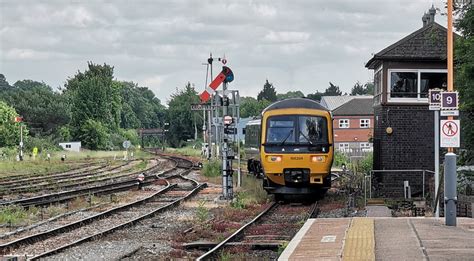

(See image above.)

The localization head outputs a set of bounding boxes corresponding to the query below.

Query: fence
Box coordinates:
[367,169,435,200]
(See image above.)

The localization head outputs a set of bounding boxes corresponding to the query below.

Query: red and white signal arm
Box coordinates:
[14,116,23,122]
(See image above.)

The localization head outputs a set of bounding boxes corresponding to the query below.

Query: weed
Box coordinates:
[46,205,65,218]
[196,200,210,224]
[202,160,221,177]
[231,192,247,209]
[277,241,289,256]
[219,251,232,261]
[0,205,28,226]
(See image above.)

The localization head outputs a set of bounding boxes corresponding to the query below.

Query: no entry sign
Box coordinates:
[440,120,460,148]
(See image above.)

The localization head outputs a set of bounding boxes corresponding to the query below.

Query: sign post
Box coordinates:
[122,140,131,160]
[429,89,441,218]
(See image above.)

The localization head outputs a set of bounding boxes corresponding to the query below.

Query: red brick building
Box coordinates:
[321,96,374,153]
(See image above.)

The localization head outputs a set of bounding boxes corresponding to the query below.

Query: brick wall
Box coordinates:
[333,115,374,143]
[373,104,435,197]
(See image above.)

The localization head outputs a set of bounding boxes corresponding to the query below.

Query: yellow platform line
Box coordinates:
[342,218,375,261]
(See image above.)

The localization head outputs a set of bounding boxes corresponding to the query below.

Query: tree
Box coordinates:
[240,96,272,118]
[455,5,474,163]
[277,90,304,100]
[0,80,70,136]
[0,74,10,90]
[324,82,342,96]
[364,82,375,95]
[0,101,26,147]
[167,83,200,147]
[351,81,374,95]
[306,91,324,102]
[118,81,166,129]
[257,80,277,102]
[64,62,122,139]
[78,119,109,150]
[351,82,365,95]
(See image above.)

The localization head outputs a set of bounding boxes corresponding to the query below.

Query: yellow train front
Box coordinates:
[259,98,334,196]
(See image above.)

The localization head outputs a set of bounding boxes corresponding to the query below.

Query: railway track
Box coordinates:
[0,156,206,260]
[196,201,319,260]
[0,162,101,184]
[0,160,163,208]
[0,161,133,196]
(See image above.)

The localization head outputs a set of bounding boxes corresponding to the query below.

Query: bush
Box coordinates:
[334,151,348,167]
[202,160,221,177]
[77,119,109,150]
[25,136,61,153]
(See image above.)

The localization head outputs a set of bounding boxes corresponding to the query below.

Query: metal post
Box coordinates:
[19,124,23,161]
[444,152,457,226]
[236,92,241,188]
[435,110,440,217]
[207,109,212,160]
[422,170,425,199]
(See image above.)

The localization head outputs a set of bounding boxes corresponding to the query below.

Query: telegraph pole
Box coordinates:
[444,0,456,226]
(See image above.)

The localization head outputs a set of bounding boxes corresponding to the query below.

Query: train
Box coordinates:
[244,98,334,198]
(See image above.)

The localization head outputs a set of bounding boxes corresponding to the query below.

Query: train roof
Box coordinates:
[262,98,328,113]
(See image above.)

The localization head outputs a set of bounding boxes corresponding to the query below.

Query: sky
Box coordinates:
[0,0,449,104]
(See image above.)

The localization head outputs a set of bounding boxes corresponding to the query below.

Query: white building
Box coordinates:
[59,142,81,152]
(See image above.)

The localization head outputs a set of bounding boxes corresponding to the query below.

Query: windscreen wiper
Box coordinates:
[299,131,314,145]
[280,129,294,146]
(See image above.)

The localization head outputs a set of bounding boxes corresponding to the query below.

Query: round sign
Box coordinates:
[137,173,145,182]
[224,116,233,125]
[122,140,131,149]
[442,121,458,137]
[19,141,24,147]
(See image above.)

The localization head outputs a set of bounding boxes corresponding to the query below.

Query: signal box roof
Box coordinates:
[262,98,328,113]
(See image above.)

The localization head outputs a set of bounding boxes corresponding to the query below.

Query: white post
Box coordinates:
[19,124,24,161]
[435,110,440,217]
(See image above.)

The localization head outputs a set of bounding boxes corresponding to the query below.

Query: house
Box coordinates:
[332,97,374,153]
[320,96,374,156]
[365,6,452,197]
[59,142,81,152]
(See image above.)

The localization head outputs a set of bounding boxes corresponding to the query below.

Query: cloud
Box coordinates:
[0,0,449,101]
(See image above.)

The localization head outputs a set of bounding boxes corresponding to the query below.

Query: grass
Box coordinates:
[0,205,40,227]
[167,146,202,157]
[0,150,153,178]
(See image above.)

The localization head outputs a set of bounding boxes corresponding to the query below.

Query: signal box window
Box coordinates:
[390,72,417,98]
[360,119,370,128]
[420,73,447,98]
[339,119,349,128]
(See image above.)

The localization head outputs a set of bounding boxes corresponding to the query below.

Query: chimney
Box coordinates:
[422,5,437,27]
[429,5,436,23]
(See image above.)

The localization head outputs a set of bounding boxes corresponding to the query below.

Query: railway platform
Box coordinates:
[279,215,474,260]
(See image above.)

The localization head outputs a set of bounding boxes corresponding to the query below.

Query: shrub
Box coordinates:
[334,151,348,167]
[202,160,221,177]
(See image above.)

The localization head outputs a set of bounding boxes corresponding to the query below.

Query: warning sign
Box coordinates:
[440,120,460,148]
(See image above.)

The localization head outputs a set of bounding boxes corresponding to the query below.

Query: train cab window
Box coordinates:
[266,116,295,143]
[298,116,327,143]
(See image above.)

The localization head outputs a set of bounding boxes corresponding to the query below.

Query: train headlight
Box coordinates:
[267,156,282,162]
[311,156,325,162]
